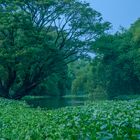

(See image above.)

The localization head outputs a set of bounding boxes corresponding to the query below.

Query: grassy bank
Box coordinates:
[0,98,140,139]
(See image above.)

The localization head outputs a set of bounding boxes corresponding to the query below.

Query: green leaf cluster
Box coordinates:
[0,98,140,139]
[0,0,109,99]
[91,18,140,99]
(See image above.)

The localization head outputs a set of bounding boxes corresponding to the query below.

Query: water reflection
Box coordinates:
[25,97,88,109]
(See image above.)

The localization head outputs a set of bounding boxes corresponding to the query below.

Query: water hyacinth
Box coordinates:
[0,98,140,139]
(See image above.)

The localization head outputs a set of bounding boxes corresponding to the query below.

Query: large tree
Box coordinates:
[0,0,110,99]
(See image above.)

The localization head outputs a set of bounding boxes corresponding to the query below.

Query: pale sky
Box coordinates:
[85,0,140,33]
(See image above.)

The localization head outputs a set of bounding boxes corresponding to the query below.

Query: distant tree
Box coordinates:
[91,19,140,99]
[69,60,92,95]
[0,0,109,99]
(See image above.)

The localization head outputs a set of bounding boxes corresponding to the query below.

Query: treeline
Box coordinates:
[72,19,140,99]
[0,0,109,99]
[0,0,139,100]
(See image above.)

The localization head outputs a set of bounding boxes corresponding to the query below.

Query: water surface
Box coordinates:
[25,96,89,109]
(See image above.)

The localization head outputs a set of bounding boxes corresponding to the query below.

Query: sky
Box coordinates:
[85,0,140,33]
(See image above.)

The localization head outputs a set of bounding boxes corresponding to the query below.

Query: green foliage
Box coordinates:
[69,60,93,95]
[91,18,140,99]
[130,18,140,42]
[32,68,70,96]
[0,98,140,139]
[0,0,110,99]
[69,59,108,100]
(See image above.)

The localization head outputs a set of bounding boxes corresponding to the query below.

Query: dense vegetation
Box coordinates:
[71,19,140,99]
[0,0,139,100]
[0,98,139,139]
[0,0,140,139]
[0,0,110,99]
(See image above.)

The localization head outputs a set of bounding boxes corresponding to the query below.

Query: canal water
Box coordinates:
[25,96,89,109]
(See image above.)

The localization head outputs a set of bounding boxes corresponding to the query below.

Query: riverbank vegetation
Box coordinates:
[0,0,140,100]
[0,0,140,139]
[0,98,140,139]
[70,18,140,99]
[0,0,109,99]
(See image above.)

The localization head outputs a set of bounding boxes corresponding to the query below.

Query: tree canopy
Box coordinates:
[90,18,140,99]
[0,0,109,99]
[68,18,140,100]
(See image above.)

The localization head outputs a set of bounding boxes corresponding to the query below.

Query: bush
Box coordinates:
[89,86,108,100]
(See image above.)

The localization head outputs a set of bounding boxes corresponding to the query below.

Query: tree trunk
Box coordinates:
[0,86,11,99]
[12,82,39,100]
